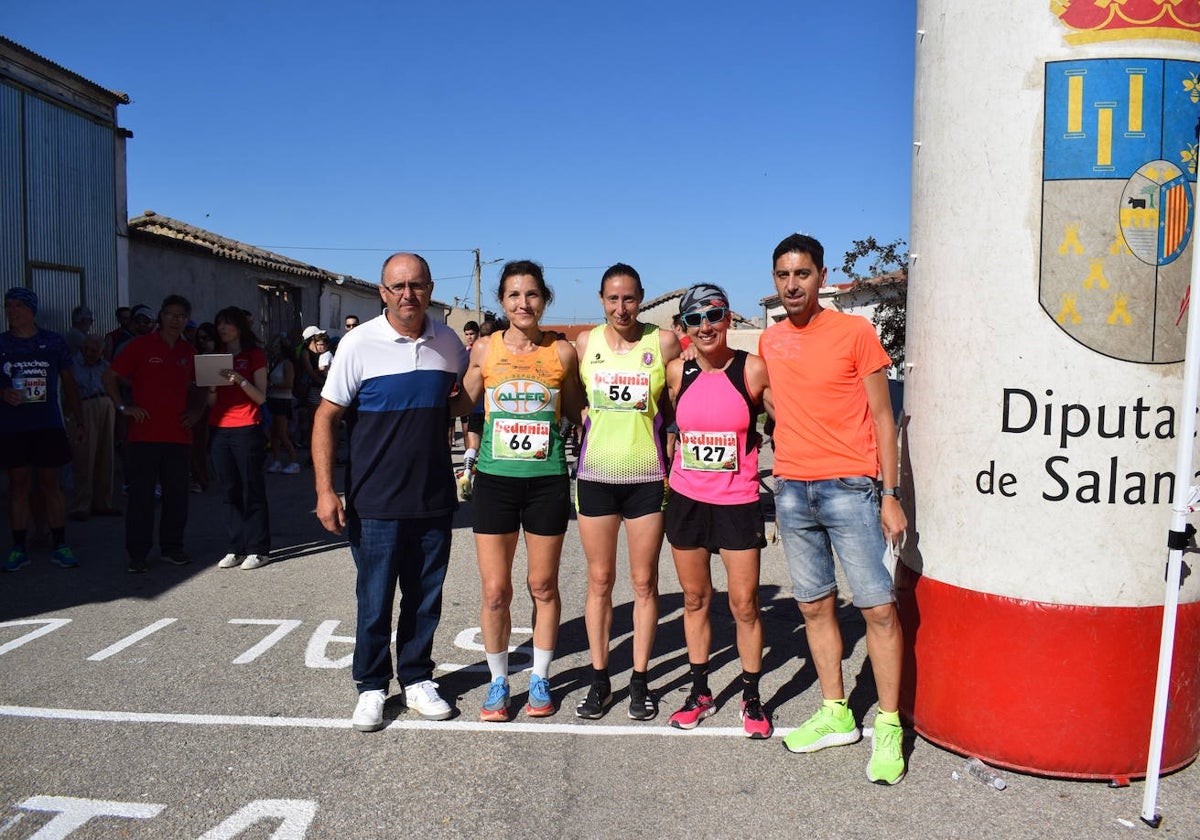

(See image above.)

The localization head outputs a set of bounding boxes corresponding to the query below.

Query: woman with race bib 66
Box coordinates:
[456,260,583,721]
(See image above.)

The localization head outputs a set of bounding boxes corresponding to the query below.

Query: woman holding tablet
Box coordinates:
[207,307,271,571]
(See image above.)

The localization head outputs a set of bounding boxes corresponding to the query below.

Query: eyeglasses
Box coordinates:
[382,282,431,295]
[680,307,728,328]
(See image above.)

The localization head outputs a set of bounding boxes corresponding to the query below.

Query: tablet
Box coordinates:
[195,353,234,388]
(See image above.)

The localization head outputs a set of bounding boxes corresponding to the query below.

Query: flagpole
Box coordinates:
[1141,209,1200,828]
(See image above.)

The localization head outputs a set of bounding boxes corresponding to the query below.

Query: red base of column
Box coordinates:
[896,565,1200,780]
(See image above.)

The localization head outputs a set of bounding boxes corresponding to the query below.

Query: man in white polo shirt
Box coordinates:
[313,252,468,731]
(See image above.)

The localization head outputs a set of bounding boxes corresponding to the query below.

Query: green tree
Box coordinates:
[841,237,908,370]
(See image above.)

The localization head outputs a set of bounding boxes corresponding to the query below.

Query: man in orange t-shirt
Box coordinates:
[759,233,908,785]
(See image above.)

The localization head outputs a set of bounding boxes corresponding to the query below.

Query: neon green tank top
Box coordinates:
[577,323,667,484]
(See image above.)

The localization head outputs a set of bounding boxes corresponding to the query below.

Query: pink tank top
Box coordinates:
[669,351,760,505]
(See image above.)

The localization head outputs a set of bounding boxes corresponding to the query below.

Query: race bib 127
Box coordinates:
[680,430,738,471]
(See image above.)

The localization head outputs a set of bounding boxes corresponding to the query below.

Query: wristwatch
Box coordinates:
[117,404,126,413]
[881,487,902,501]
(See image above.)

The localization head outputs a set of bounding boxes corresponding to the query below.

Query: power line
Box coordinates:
[260,245,474,253]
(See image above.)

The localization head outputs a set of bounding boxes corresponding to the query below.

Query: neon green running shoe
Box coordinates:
[782,701,861,753]
[867,717,906,785]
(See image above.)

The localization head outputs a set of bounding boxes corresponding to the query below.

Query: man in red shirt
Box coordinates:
[104,295,205,573]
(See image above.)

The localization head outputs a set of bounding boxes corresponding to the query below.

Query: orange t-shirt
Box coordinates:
[759,309,892,481]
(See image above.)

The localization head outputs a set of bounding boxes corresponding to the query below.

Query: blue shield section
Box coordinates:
[1044,59,1167,180]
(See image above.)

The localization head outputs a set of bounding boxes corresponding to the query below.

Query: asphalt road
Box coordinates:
[0,444,1196,839]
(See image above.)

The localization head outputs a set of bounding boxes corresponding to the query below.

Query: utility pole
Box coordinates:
[472,250,503,322]
[472,248,482,322]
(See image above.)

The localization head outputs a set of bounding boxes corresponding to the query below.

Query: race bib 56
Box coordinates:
[590,370,650,412]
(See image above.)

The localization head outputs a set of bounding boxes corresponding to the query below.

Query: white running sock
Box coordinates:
[532,646,553,680]
[486,650,508,681]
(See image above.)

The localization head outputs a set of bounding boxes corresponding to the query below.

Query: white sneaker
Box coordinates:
[240,554,270,570]
[217,553,244,569]
[266,461,283,474]
[403,679,453,720]
[352,689,387,732]
[281,462,301,475]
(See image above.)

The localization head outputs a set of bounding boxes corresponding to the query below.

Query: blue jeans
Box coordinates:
[774,477,894,609]
[209,425,270,555]
[349,513,452,691]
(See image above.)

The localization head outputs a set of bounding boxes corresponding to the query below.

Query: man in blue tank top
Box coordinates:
[1,287,84,572]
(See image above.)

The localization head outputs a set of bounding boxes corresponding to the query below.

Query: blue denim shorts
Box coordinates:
[774,476,894,608]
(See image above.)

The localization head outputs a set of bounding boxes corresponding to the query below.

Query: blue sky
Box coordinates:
[6,1,916,324]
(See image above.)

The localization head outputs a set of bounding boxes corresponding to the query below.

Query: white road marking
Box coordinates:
[15,796,164,839]
[452,625,534,654]
[303,620,354,669]
[0,812,27,834]
[0,704,756,737]
[85,619,177,661]
[195,799,317,840]
[229,619,303,664]
[0,619,71,657]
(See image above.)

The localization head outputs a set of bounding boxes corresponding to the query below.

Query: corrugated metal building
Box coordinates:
[0,36,129,337]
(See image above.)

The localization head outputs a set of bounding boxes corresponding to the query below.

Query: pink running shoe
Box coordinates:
[668,692,716,730]
[740,698,773,739]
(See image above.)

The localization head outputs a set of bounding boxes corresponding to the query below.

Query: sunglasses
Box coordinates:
[680,307,728,328]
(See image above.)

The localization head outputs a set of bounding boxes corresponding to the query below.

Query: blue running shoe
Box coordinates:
[4,547,29,572]
[51,544,79,569]
[481,676,510,722]
[526,674,554,717]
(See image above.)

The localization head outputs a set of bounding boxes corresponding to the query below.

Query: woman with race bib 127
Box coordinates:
[663,283,772,739]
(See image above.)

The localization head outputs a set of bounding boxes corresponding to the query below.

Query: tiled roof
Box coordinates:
[641,286,751,325]
[759,271,905,305]
[540,323,600,342]
[830,270,906,292]
[639,288,687,312]
[129,211,374,289]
